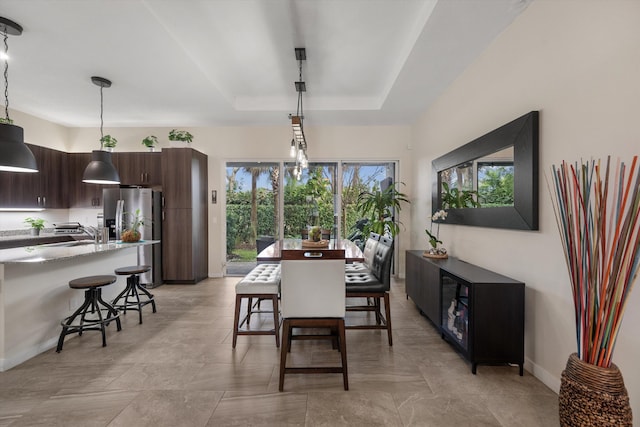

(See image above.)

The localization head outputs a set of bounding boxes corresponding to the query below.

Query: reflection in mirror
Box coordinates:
[476,146,514,208]
[431,111,539,230]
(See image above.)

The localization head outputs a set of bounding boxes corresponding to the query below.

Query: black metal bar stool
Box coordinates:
[112,265,156,324]
[56,275,121,352]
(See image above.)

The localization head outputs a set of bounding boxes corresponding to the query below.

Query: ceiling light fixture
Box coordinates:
[0,17,38,173]
[289,47,308,181]
[82,76,120,184]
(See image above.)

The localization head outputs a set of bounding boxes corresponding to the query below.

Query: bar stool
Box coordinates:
[112,265,156,324]
[56,275,121,352]
[232,264,281,348]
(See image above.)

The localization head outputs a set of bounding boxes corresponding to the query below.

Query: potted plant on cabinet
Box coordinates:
[168,129,193,146]
[24,217,45,236]
[141,135,158,152]
[100,134,118,152]
[120,209,145,243]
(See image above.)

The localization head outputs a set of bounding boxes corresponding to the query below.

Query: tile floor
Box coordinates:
[0,277,559,426]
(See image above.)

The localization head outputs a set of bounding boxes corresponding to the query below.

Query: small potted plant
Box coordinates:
[168,129,193,146]
[141,135,158,152]
[24,217,45,236]
[100,134,118,152]
[121,209,145,242]
[309,225,322,242]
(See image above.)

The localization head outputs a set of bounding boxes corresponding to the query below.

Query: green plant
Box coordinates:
[121,209,146,242]
[141,135,158,148]
[0,117,14,125]
[440,182,480,209]
[24,217,45,230]
[356,182,410,238]
[100,134,118,148]
[169,129,193,143]
[425,209,447,250]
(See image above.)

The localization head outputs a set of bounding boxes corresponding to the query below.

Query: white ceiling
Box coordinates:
[0,0,531,128]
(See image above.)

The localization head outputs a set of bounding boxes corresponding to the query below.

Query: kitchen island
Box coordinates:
[0,240,159,371]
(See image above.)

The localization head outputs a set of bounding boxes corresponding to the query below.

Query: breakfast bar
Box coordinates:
[0,240,159,371]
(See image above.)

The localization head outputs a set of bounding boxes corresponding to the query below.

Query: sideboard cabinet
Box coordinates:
[405,250,524,375]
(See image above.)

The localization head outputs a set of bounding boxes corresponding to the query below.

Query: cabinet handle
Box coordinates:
[141,172,144,183]
[42,196,46,206]
[162,210,165,221]
[37,196,41,206]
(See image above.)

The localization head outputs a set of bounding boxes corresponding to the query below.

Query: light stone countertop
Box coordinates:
[0,240,160,264]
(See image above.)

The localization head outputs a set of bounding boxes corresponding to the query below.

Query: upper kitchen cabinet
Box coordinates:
[161,148,208,209]
[112,152,162,187]
[0,145,67,209]
[67,152,117,208]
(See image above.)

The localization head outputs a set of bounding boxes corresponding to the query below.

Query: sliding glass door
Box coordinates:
[283,162,337,238]
[224,160,396,275]
[225,162,279,275]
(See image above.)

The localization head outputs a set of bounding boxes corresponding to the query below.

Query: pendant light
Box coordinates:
[0,17,38,173]
[82,76,120,184]
[288,47,308,181]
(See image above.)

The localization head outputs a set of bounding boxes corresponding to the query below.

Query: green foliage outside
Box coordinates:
[226,164,394,258]
[477,166,514,207]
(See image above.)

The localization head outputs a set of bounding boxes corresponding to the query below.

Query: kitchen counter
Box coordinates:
[0,240,160,264]
[0,239,160,372]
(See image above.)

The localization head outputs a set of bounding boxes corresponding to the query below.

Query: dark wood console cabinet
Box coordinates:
[405,250,524,375]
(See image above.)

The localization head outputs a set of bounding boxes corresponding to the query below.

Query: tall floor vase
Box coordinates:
[559,353,632,426]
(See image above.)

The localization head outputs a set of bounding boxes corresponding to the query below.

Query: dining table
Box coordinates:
[256,238,364,263]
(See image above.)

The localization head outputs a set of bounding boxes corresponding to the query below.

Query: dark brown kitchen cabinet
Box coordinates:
[112,152,162,186]
[0,144,67,209]
[33,145,67,208]
[405,251,524,375]
[161,148,208,283]
[67,152,117,208]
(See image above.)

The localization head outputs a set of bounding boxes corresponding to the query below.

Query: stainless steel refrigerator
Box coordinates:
[103,187,163,287]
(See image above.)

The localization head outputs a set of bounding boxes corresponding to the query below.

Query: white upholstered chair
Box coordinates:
[278,250,348,391]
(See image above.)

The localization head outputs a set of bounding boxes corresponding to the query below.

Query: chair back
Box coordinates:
[371,236,394,287]
[361,237,379,269]
[281,256,346,319]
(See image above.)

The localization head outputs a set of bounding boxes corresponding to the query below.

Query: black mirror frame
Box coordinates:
[431,111,539,230]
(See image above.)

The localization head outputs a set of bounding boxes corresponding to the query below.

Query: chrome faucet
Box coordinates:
[79,225,98,240]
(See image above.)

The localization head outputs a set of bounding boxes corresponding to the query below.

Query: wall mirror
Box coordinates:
[431,111,539,230]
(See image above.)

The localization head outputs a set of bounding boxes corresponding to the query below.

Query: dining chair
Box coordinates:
[345,232,379,273]
[278,250,348,391]
[344,235,394,346]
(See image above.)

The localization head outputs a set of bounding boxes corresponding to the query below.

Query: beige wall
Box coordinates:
[410,0,640,413]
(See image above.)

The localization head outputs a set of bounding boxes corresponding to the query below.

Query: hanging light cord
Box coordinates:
[3,31,10,122]
[99,83,104,146]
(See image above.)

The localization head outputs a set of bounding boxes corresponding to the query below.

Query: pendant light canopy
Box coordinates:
[0,16,38,173]
[82,76,120,184]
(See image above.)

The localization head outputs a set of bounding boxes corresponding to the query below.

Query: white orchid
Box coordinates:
[432,209,448,221]
[425,209,448,252]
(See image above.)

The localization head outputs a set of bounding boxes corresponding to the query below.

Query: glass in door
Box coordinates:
[225,162,279,275]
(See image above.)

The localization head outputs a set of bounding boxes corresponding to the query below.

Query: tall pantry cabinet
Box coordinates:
[161,147,209,283]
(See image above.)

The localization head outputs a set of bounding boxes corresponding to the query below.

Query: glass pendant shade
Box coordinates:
[0,122,38,172]
[82,150,120,184]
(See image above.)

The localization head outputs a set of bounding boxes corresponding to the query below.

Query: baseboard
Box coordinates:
[525,357,561,394]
